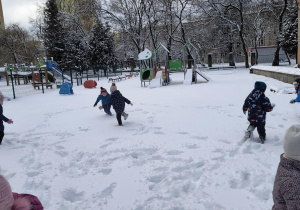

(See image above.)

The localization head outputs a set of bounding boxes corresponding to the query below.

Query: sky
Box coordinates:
[2,0,46,29]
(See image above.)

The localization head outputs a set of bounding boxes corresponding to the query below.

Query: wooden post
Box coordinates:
[229,52,235,66]
[208,53,212,67]
[251,53,256,66]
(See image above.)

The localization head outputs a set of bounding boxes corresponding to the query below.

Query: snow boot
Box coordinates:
[244,125,255,140]
[122,112,128,120]
[260,136,266,144]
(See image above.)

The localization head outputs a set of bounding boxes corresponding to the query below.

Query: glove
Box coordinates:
[243,110,246,115]
[271,103,276,108]
[99,106,103,110]
[130,103,133,106]
[290,99,295,104]
[93,103,97,107]
[7,119,13,124]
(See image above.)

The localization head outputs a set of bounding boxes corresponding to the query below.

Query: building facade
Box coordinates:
[0,0,5,30]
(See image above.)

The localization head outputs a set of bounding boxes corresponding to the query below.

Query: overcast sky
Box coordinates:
[2,0,46,29]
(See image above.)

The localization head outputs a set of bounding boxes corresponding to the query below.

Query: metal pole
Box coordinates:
[62,68,65,83]
[39,68,44,94]
[10,70,16,99]
[70,67,73,85]
[77,71,79,86]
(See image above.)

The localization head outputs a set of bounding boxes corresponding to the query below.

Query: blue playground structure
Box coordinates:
[46,61,71,81]
[59,82,74,95]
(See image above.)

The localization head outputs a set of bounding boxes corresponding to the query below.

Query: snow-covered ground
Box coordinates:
[0,67,299,210]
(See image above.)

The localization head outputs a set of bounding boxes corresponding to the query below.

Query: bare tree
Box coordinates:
[198,0,252,67]
[270,0,288,66]
[0,24,43,64]
[101,0,149,54]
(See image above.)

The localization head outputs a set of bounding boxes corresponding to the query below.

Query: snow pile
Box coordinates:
[269,85,295,94]
[0,68,299,209]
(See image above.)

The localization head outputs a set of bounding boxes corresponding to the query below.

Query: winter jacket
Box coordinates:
[103,90,131,114]
[242,89,273,125]
[272,154,300,210]
[94,93,111,105]
[12,192,44,210]
[0,104,9,131]
[294,88,300,102]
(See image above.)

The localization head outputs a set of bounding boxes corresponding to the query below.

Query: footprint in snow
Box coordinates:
[167,150,183,155]
[100,183,117,198]
[177,131,189,135]
[61,188,85,203]
[192,136,208,140]
[105,137,118,141]
[98,168,112,175]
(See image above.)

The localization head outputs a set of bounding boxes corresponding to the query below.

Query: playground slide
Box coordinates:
[149,71,162,88]
[52,66,71,81]
[183,69,193,85]
[195,69,210,81]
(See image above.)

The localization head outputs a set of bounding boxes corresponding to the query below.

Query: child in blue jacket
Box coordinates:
[290,78,300,103]
[243,81,275,144]
[101,83,132,126]
[94,87,112,116]
[0,91,13,145]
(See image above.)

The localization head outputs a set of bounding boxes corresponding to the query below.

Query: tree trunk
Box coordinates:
[272,45,280,66]
[238,1,249,68]
[272,0,288,66]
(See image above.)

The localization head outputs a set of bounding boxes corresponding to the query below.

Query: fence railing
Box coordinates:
[0,64,137,100]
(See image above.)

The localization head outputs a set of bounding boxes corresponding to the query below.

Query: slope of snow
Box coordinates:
[149,71,162,88]
[183,69,193,85]
[0,68,299,210]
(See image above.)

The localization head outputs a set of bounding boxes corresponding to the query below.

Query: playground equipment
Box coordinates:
[30,59,54,89]
[153,43,170,86]
[4,65,32,86]
[83,80,97,88]
[46,60,71,82]
[182,40,209,84]
[139,41,209,88]
[138,48,155,87]
[59,82,74,95]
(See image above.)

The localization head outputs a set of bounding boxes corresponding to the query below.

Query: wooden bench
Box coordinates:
[33,83,53,90]
[108,76,126,82]
[108,76,120,83]
[119,75,126,80]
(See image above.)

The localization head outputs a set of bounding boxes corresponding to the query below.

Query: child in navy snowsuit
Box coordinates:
[290,78,300,104]
[0,91,13,145]
[243,81,275,144]
[94,87,112,116]
[101,83,132,126]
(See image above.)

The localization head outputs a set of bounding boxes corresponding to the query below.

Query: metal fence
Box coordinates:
[0,64,136,100]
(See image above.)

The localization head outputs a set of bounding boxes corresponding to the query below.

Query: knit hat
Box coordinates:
[254,81,267,92]
[110,83,117,93]
[0,174,14,210]
[0,91,4,105]
[293,78,300,91]
[284,125,300,162]
[100,87,107,94]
